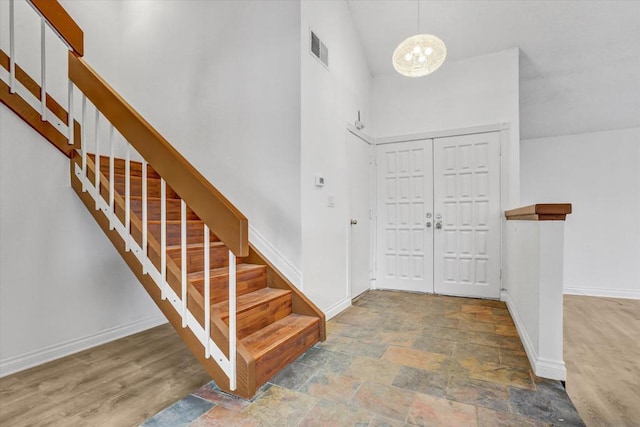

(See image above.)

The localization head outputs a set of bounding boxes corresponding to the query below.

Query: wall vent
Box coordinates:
[310,30,328,68]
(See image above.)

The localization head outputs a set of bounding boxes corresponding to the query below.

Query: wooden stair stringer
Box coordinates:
[71,154,258,398]
[0,49,81,157]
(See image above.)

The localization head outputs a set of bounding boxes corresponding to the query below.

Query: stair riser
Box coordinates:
[111,200,198,226]
[129,198,199,221]
[168,245,239,272]
[95,174,179,199]
[221,294,292,340]
[115,176,179,199]
[191,269,267,304]
[91,155,161,179]
[255,320,320,386]
[148,222,218,246]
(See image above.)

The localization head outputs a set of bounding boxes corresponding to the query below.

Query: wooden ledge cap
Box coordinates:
[505,204,572,221]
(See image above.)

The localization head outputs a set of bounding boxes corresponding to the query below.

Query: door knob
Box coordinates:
[426,221,432,228]
[350,219,358,225]
[435,221,442,229]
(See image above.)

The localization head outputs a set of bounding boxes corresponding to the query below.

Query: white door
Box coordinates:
[376,139,434,292]
[347,131,372,298]
[433,133,501,298]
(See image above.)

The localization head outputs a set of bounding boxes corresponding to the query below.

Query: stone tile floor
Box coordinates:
[142,290,584,426]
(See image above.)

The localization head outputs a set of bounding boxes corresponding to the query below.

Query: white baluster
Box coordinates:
[161,178,167,300]
[125,143,131,251]
[40,18,46,120]
[142,160,148,273]
[81,95,87,192]
[108,125,115,229]
[181,199,187,327]
[228,250,237,390]
[204,225,210,358]
[67,81,74,145]
[94,109,100,209]
[9,0,15,94]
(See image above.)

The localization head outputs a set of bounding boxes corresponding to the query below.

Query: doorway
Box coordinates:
[375,132,502,298]
[347,129,372,299]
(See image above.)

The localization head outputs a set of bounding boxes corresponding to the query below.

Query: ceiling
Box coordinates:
[346,0,640,139]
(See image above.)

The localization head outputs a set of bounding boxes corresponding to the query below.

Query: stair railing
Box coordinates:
[2,0,244,390]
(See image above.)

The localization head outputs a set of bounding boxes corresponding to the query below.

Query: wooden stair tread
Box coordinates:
[148,219,203,225]
[187,263,264,280]
[241,314,319,359]
[214,288,291,318]
[166,241,225,251]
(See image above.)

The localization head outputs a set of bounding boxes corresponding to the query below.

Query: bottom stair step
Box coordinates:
[242,314,320,386]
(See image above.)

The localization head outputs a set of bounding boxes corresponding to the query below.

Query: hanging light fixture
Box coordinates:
[392,1,446,77]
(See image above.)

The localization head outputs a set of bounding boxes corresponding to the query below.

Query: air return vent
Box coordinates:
[310,30,328,68]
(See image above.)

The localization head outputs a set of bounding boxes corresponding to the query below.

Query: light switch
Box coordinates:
[327,195,335,207]
[315,175,325,187]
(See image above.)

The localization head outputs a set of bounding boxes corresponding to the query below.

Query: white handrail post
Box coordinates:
[204,225,210,359]
[40,18,46,120]
[125,143,131,251]
[108,125,115,229]
[229,250,237,390]
[9,0,16,94]
[160,178,167,300]
[142,160,148,274]
[81,95,87,192]
[67,81,74,145]
[181,199,187,327]
[93,109,100,209]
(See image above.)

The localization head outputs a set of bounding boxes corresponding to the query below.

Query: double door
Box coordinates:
[376,132,501,298]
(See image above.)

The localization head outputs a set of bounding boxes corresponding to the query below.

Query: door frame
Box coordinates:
[372,123,510,297]
[346,124,375,299]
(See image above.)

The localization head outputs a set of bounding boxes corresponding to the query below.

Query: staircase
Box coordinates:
[1,0,324,399]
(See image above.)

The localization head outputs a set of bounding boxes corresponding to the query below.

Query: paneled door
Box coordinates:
[376,139,434,292]
[347,130,372,298]
[433,133,501,298]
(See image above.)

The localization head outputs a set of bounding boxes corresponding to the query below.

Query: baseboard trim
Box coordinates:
[535,356,568,380]
[503,292,566,381]
[564,287,640,300]
[324,297,352,320]
[0,315,167,378]
[249,225,303,290]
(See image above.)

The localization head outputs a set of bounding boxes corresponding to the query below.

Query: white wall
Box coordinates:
[0,108,164,376]
[300,0,372,316]
[521,128,640,299]
[371,48,521,208]
[62,0,303,272]
[1,0,303,375]
[504,220,566,380]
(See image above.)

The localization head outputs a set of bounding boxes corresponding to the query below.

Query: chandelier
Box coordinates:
[392,2,447,77]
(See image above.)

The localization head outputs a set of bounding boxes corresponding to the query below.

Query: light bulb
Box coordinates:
[405,53,412,61]
[413,46,421,54]
[424,47,434,55]
[418,55,426,63]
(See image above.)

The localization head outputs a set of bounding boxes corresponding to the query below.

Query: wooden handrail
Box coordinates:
[505,204,572,221]
[68,52,248,257]
[28,0,83,56]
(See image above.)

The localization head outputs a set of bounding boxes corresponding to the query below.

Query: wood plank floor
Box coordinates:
[0,324,209,427]
[564,295,640,426]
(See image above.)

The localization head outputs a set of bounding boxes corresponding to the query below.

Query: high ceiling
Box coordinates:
[346,0,640,139]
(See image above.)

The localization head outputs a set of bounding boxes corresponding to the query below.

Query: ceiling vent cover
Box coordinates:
[310,30,328,68]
